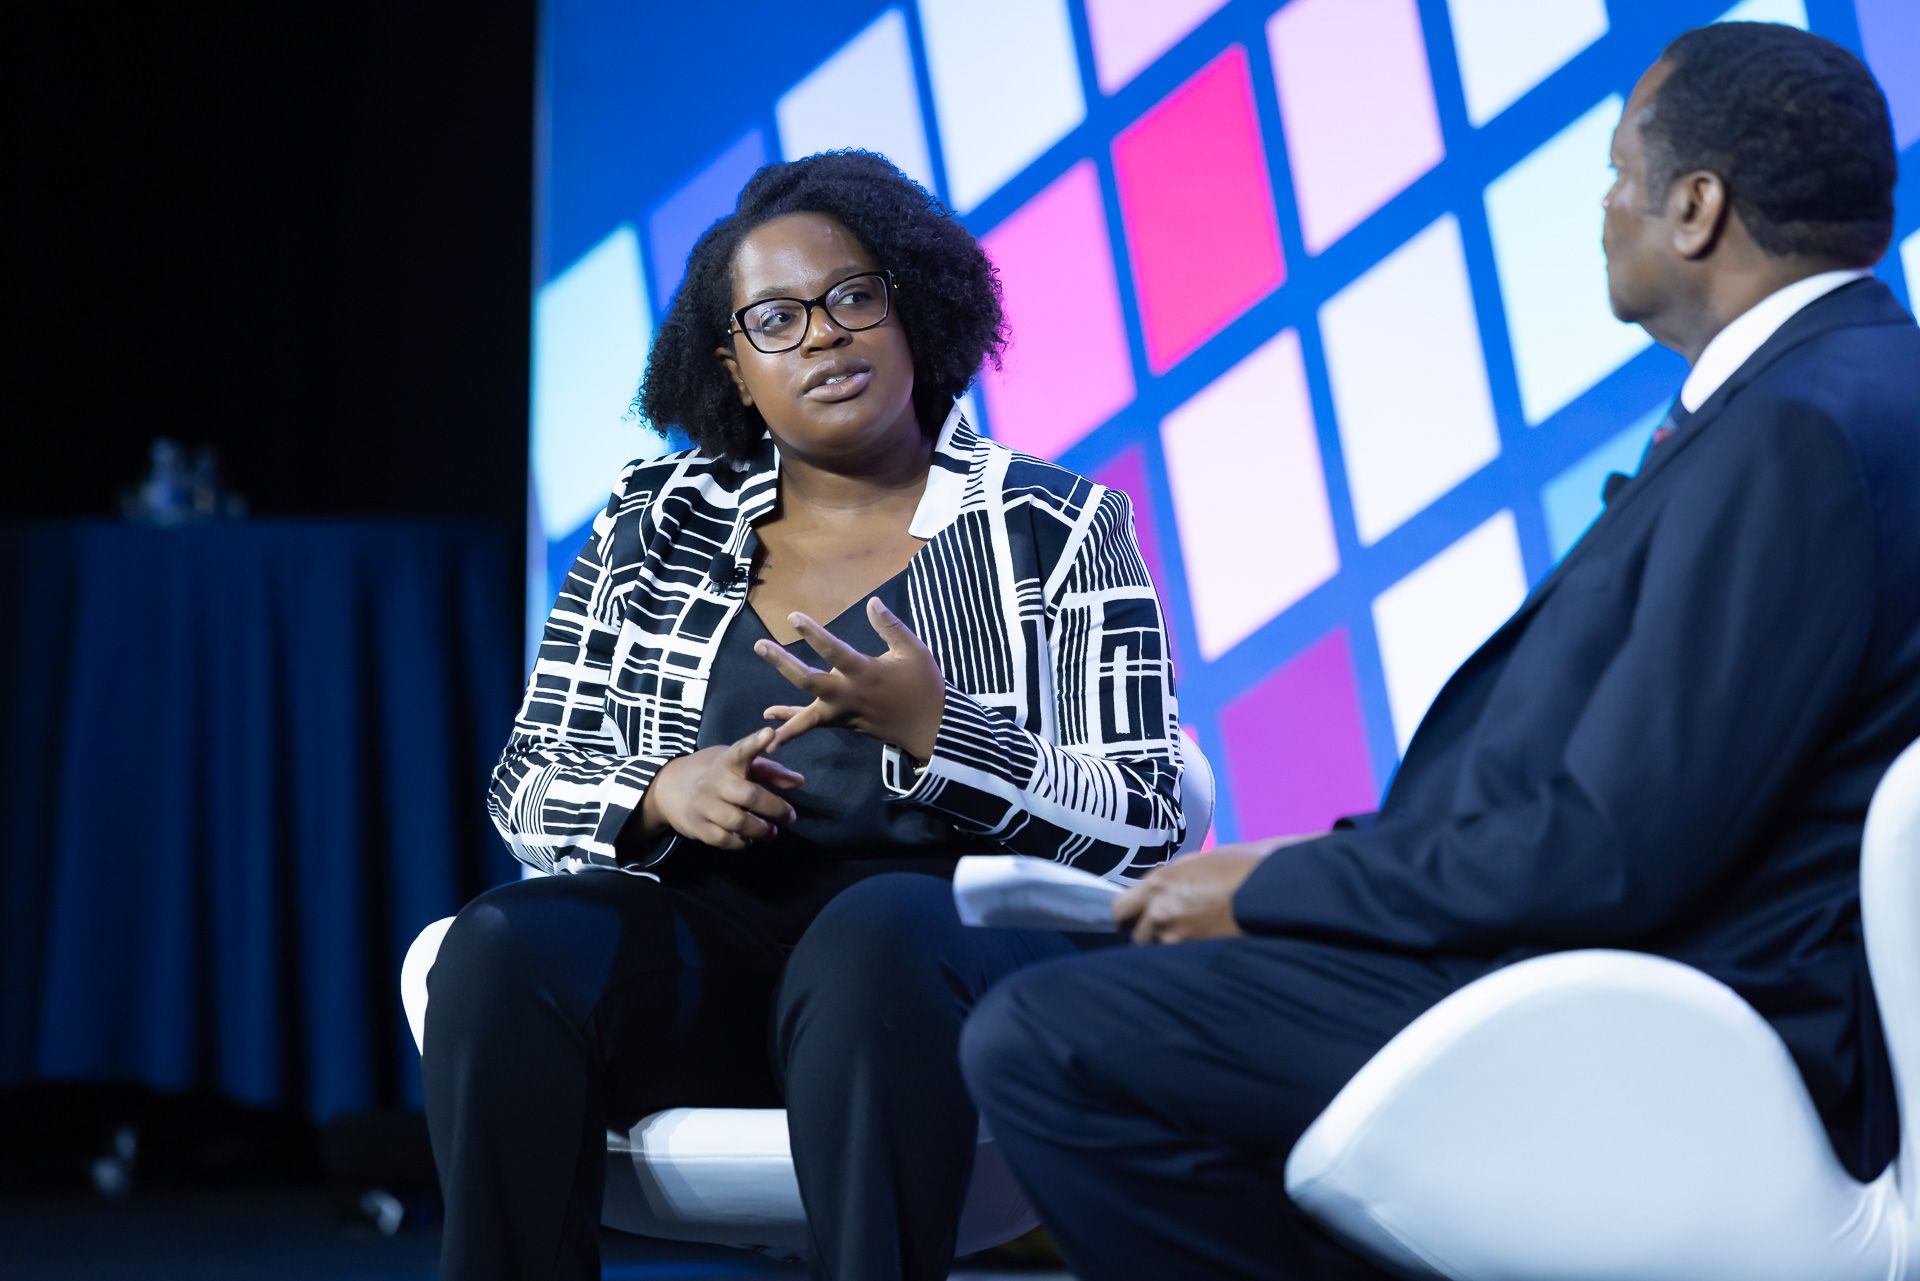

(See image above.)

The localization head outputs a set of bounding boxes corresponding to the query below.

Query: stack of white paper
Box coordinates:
[953,855,1123,933]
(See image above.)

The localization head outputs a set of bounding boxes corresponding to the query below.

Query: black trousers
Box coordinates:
[421,863,1088,1281]
[960,934,1494,1280]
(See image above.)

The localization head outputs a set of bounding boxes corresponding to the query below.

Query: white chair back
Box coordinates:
[1862,735,1920,1235]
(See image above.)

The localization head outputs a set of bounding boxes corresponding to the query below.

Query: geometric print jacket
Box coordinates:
[488,404,1186,880]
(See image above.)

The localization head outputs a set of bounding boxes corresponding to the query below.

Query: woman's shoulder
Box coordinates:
[607,445,749,500]
[970,434,1124,520]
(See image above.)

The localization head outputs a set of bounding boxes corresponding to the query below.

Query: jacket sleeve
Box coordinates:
[887,487,1186,878]
[487,462,676,874]
[1233,399,1876,951]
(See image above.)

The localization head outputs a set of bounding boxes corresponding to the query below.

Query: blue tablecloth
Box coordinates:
[0,521,523,1118]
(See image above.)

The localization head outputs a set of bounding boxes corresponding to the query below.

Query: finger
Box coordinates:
[697,820,747,851]
[725,725,777,767]
[754,638,828,691]
[762,704,804,722]
[866,595,926,653]
[747,756,806,789]
[789,613,871,673]
[1131,909,1159,946]
[1113,883,1148,926]
[733,783,797,827]
[769,701,828,750]
[710,805,778,843]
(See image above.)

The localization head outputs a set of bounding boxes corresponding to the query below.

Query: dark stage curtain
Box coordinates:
[0,521,523,1119]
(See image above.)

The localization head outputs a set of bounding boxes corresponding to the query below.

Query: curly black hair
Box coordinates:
[1644,22,1896,266]
[636,150,1007,459]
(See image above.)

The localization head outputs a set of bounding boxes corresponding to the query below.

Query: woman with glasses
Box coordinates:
[422,150,1185,1281]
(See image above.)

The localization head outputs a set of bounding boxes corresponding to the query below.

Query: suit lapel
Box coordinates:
[1391,278,1902,785]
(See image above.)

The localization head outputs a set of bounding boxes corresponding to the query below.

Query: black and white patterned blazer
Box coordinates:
[490,405,1185,879]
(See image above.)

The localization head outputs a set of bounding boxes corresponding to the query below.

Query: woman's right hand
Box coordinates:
[641,726,805,849]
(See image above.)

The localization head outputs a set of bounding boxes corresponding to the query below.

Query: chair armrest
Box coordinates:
[400,916,456,1053]
[1285,949,1897,1281]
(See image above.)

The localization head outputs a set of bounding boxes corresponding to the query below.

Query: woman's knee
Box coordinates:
[781,872,960,995]
[426,873,648,1036]
[960,967,1071,1114]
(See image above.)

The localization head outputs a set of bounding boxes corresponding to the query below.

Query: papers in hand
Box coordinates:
[953,855,1123,933]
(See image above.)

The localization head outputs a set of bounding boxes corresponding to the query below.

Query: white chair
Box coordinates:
[1285,736,1920,1281]
[402,737,1216,1258]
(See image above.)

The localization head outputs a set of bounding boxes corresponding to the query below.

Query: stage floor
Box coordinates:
[0,1187,1073,1280]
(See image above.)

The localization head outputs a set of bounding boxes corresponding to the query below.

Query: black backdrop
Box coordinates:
[14,1,535,528]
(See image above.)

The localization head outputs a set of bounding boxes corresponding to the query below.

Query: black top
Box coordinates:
[691,566,957,861]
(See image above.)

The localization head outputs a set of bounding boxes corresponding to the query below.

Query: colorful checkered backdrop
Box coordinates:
[529,0,1920,847]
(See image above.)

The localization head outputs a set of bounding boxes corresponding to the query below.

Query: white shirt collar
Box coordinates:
[1679,268,1870,412]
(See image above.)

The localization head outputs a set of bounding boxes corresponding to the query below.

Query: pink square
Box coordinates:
[1220,629,1378,840]
[978,161,1136,460]
[1268,0,1444,254]
[1112,46,1285,373]
[1091,444,1181,668]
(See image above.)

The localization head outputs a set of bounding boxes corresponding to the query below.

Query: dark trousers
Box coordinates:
[421,864,1087,1281]
[960,934,1493,1280]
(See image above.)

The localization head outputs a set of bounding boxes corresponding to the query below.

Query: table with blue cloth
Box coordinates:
[0,520,523,1119]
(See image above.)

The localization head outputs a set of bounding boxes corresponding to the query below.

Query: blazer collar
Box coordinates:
[1485,278,1896,648]
[730,400,981,539]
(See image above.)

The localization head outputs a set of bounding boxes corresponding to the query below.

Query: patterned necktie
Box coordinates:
[1651,398,1689,451]
[1638,397,1690,470]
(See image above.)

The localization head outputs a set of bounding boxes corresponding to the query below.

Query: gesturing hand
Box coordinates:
[643,726,806,850]
[755,597,947,762]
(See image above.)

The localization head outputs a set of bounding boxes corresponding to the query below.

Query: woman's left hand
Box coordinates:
[755,596,946,761]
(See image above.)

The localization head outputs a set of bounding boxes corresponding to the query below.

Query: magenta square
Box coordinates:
[1268,0,1444,253]
[1220,629,1378,840]
[1112,46,1286,373]
[978,161,1136,460]
[1091,444,1181,667]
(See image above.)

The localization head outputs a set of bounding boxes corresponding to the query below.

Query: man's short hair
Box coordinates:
[1647,22,1896,266]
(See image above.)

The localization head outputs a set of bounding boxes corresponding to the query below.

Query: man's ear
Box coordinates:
[1669,169,1728,260]
[715,346,754,407]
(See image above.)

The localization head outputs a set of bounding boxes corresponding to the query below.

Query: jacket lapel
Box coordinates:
[1392,278,1902,782]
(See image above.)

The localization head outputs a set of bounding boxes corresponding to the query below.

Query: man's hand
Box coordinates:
[755,597,947,761]
[1113,838,1311,945]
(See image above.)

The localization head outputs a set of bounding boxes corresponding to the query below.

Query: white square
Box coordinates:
[1714,0,1808,27]
[1445,0,1607,126]
[1321,215,1502,544]
[1372,511,1528,751]
[1485,96,1651,425]
[1161,329,1341,660]
[776,9,938,198]
[1084,0,1230,96]
[1902,230,1919,301]
[918,0,1086,213]
[531,225,665,544]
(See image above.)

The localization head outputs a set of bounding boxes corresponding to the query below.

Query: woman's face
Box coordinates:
[716,212,920,464]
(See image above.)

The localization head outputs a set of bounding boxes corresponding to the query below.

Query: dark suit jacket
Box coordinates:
[1235,277,1919,1180]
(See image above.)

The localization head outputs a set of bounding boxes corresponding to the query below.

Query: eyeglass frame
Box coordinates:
[725,269,899,354]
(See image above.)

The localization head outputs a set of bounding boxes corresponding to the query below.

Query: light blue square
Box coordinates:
[647,130,768,315]
[1485,96,1652,425]
[776,9,938,197]
[919,0,1085,213]
[1540,405,1664,559]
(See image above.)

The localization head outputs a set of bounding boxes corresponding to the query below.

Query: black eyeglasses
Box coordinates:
[727,270,896,354]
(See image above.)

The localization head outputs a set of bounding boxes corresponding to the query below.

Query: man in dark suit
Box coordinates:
[962,22,1916,1280]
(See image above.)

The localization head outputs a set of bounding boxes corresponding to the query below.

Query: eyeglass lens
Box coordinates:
[740,273,888,352]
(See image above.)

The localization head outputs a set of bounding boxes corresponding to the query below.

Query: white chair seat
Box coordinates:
[1285,949,1905,1280]
[1286,735,1920,1281]
[403,736,1217,1257]
[602,1107,1035,1257]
